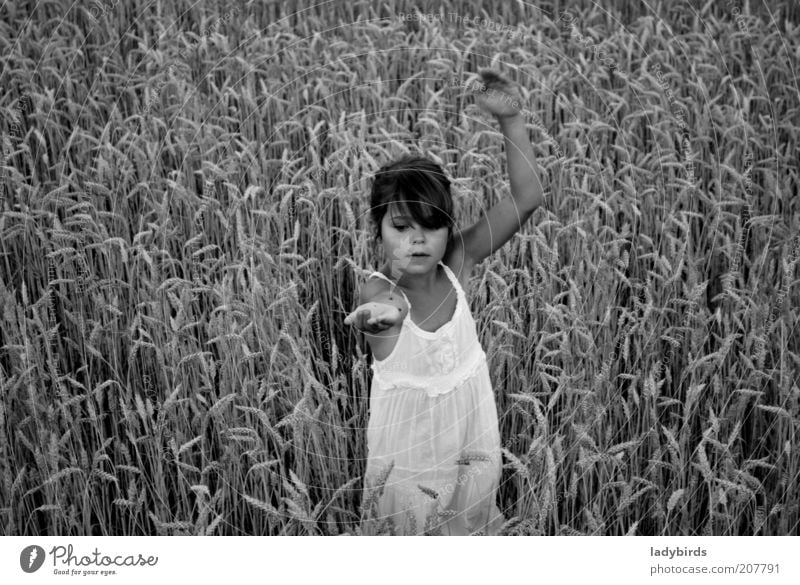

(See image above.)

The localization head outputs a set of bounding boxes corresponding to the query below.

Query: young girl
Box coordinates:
[345,69,546,535]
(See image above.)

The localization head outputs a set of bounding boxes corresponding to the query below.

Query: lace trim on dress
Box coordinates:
[372,352,485,397]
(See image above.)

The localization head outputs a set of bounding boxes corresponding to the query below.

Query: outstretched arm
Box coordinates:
[344,278,407,334]
[458,69,546,266]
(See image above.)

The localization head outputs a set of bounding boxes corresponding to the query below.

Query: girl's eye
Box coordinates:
[393,225,408,231]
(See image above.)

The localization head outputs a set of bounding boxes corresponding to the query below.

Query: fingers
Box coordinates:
[345,309,385,333]
[358,310,373,329]
[345,308,370,327]
[369,320,393,333]
[470,76,518,103]
[345,305,396,333]
[344,309,361,325]
[363,314,391,333]
[478,68,513,88]
[478,68,507,86]
[476,69,520,101]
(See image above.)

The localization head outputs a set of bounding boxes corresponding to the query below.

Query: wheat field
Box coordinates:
[0,0,798,536]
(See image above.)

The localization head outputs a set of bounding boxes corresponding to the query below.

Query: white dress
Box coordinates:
[361,260,505,535]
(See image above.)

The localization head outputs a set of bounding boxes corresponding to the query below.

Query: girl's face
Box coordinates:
[380,204,449,275]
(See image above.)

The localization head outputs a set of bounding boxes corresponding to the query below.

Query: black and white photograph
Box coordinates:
[1,0,798,578]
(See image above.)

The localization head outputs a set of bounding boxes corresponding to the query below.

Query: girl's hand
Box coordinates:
[471,68,524,119]
[344,301,403,334]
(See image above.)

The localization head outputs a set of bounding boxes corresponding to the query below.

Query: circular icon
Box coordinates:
[20,545,45,573]
[88,2,103,21]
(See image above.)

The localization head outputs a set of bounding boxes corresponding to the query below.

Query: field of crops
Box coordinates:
[1,0,798,536]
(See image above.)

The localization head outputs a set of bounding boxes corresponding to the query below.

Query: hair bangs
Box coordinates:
[369,154,455,241]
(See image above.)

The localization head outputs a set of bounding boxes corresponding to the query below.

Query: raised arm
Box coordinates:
[458,69,546,266]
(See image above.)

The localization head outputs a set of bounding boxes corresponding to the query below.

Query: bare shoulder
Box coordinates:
[443,233,476,291]
[358,273,391,304]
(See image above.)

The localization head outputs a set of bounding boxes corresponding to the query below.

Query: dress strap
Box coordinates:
[438,261,465,298]
[368,271,412,308]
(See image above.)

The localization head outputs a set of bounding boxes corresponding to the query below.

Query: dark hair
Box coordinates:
[368,154,455,243]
